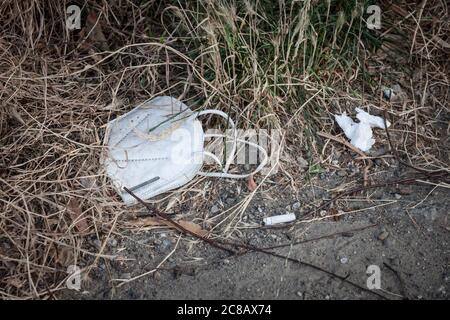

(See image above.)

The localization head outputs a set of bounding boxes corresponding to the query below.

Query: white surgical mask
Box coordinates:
[103,96,267,205]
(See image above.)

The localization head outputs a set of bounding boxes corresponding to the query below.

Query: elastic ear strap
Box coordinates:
[197,109,237,173]
[198,135,268,179]
[203,151,223,168]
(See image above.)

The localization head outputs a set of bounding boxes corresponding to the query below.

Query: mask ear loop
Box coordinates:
[196,110,268,179]
[200,134,268,178]
[196,109,237,173]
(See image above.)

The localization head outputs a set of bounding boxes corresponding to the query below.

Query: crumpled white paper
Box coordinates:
[334,107,390,152]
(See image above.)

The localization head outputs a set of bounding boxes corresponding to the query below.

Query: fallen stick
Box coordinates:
[123,187,237,255]
[317,131,366,157]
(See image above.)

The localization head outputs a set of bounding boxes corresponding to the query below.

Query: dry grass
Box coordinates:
[0,0,448,299]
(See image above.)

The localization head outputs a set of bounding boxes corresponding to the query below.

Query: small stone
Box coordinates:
[158,238,172,252]
[223,259,230,265]
[292,202,301,210]
[374,159,383,166]
[121,273,132,280]
[1,242,11,250]
[108,238,117,247]
[378,231,389,241]
[397,186,413,195]
[210,205,220,214]
[226,198,235,205]
[340,257,349,264]
[257,206,263,213]
[337,170,347,177]
[390,257,400,266]
[371,146,386,157]
[296,291,303,297]
[341,232,354,238]
[319,210,327,217]
[93,239,102,249]
[298,157,309,169]
[424,207,438,221]
[394,194,402,200]
[383,88,394,100]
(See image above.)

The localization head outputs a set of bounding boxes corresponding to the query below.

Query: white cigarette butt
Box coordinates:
[263,213,296,226]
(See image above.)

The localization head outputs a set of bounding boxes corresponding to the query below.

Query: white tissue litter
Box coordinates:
[334,108,390,152]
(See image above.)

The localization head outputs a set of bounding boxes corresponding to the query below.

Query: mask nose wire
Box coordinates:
[124,176,161,192]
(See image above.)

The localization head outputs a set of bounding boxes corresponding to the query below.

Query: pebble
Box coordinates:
[93,239,102,249]
[1,242,11,250]
[296,291,303,297]
[121,273,132,280]
[378,230,390,241]
[158,238,172,252]
[340,257,349,264]
[424,207,438,221]
[337,170,347,177]
[390,257,400,266]
[383,88,394,100]
[374,159,383,166]
[108,238,118,247]
[342,232,354,238]
[394,194,402,200]
[292,202,301,210]
[397,186,413,195]
[226,198,235,205]
[210,205,220,214]
[298,156,309,169]
[319,210,327,217]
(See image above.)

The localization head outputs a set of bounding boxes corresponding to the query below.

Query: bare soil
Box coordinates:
[61,166,450,300]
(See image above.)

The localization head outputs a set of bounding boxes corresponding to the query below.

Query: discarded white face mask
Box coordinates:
[103,96,268,205]
[334,107,391,152]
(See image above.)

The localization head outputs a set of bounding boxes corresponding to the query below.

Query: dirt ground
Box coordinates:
[61,165,450,300]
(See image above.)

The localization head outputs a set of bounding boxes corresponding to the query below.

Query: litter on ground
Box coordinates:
[334,107,391,152]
